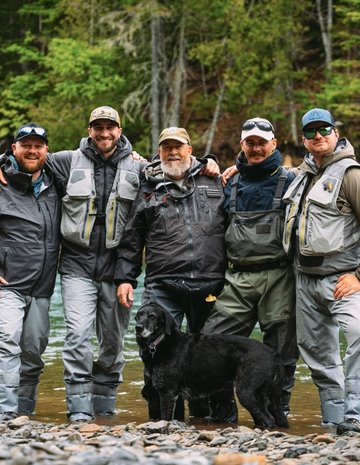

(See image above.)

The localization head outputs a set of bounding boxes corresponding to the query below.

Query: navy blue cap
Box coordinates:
[14,123,48,143]
[302,108,335,130]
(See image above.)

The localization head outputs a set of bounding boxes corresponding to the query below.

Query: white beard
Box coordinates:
[161,158,191,180]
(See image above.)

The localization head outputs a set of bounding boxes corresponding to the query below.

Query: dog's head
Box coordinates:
[135,303,179,343]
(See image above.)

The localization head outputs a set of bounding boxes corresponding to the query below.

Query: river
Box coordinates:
[34,276,342,436]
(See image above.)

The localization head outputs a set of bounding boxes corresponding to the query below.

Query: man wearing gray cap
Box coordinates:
[115,126,227,420]
[48,106,148,423]
[0,123,60,421]
[202,117,298,423]
[283,108,360,434]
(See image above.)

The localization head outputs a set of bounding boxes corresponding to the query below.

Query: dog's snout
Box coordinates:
[135,324,143,334]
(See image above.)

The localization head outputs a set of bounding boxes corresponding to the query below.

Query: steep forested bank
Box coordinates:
[0,0,358,166]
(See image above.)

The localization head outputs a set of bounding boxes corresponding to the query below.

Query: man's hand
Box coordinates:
[131,151,147,162]
[200,158,220,177]
[0,276,8,285]
[0,168,7,186]
[221,164,239,186]
[334,273,360,299]
[117,283,134,308]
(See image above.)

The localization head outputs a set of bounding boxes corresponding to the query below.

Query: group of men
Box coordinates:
[0,105,359,436]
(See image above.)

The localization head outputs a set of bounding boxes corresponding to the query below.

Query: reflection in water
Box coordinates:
[36,276,340,435]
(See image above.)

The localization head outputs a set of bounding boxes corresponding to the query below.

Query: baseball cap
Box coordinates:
[158,127,191,145]
[14,123,48,143]
[241,117,275,141]
[89,106,121,126]
[302,108,335,130]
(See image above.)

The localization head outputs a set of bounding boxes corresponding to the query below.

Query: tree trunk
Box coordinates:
[169,16,186,126]
[315,0,333,72]
[204,80,225,156]
[151,13,161,156]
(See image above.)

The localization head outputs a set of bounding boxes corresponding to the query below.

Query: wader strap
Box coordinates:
[272,167,289,210]
[229,173,240,214]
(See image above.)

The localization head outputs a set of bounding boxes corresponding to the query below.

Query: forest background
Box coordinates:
[0,0,359,168]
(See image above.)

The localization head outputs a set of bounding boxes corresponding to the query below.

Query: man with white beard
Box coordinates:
[115,127,227,421]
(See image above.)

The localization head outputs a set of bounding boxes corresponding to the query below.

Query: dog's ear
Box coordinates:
[163,308,178,336]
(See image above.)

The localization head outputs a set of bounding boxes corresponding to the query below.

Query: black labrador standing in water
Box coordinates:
[135,303,289,429]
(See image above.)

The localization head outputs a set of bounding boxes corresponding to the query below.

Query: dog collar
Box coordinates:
[148,333,165,358]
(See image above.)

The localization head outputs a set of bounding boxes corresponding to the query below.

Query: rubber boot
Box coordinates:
[18,384,37,415]
[66,383,94,419]
[93,384,117,416]
[209,399,238,423]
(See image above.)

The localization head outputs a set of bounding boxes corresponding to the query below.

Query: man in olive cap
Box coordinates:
[0,123,60,421]
[283,108,360,434]
[115,127,226,420]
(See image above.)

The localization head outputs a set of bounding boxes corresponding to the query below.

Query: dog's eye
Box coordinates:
[148,313,157,320]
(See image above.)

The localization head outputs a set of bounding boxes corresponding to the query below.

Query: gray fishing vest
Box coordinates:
[61,150,140,248]
[283,158,360,275]
[225,168,289,267]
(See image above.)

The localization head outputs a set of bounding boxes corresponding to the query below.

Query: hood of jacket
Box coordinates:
[3,150,53,191]
[300,138,355,175]
[78,133,133,166]
[143,156,205,187]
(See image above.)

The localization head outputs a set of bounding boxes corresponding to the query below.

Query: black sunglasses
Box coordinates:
[242,120,274,132]
[303,126,333,140]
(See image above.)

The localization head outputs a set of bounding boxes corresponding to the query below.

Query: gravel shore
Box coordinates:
[1,416,360,465]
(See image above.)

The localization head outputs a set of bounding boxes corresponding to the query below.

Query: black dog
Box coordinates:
[135,303,289,429]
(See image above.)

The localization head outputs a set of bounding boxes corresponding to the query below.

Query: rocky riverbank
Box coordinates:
[1,416,360,465]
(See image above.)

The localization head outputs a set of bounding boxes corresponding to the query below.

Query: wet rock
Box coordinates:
[312,434,335,444]
[78,423,102,433]
[283,446,312,458]
[214,453,267,465]
[8,416,31,429]
[198,431,219,442]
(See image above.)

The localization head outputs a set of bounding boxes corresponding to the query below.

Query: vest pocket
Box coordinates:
[117,171,139,201]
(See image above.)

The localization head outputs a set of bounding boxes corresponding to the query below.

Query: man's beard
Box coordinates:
[18,158,46,174]
[161,158,191,180]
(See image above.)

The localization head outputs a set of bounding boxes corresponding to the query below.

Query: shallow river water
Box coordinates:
[34,277,341,436]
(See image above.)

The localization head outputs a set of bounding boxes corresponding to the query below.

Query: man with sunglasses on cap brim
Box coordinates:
[0,123,61,422]
[282,108,360,435]
[201,117,299,423]
[114,127,227,421]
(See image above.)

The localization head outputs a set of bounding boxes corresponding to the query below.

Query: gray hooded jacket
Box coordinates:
[0,152,61,297]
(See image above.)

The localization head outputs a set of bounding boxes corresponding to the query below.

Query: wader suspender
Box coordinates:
[272,167,289,209]
[229,173,240,214]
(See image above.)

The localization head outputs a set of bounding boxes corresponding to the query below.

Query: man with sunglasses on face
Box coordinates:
[283,108,360,434]
[202,117,299,423]
[115,127,227,421]
[0,123,60,422]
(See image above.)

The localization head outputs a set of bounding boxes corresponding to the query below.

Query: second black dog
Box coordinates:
[135,303,289,429]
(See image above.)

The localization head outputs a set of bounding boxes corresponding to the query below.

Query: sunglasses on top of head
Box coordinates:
[303,126,333,140]
[16,127,47,139]
[242,120,274,132]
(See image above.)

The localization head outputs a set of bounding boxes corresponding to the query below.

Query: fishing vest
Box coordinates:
[283,158,360,275]
[225,168,289,268]
[61,150,140,248]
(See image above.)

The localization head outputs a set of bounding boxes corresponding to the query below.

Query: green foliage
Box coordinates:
[0,0,359,155]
